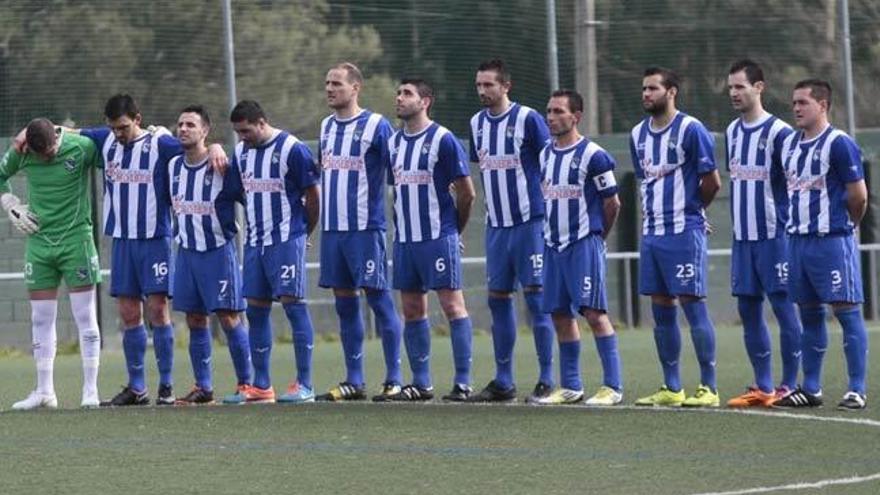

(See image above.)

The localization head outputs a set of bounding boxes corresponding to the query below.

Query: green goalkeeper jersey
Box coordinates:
[0,130,101,244]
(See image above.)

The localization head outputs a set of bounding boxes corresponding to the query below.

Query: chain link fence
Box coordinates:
[0,0,878,347]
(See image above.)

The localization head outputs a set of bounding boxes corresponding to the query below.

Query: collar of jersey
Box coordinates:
[646,111,681,136]
[798,124,832,146]
[552,136,585,153]
[250,130,283,150]
[182,156,209,169]
[331,109,367,124]
[738,112,772,132]
[484,102,517,122]
[402,122,435,140]
[118,130,151,148]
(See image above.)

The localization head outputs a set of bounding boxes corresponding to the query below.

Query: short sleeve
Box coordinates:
[436,133,470,185]
[80,127,111,150]
[288,142,320,190]
[525,111,551,153]
[468,120,479,163]
[157,135,184,164]
[771,125,794,169]
[685,122,716,175]
[830,135,864,183]
[629,136,644,179]
[588,150,619,198]
[221,161,246,205]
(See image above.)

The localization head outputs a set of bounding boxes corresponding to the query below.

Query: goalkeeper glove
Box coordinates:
[1,193,40,235]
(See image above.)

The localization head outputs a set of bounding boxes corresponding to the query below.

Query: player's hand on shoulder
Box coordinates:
[1,193,40,235]
[207,143,229,176]
[147,125,171,136]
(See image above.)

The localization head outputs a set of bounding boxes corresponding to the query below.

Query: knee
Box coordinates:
[146,296,170,326]
[216,312,241,330]
[118,300,143,328]
[186,314,209,329]
[581,309,613,335]
[439,298,467,320]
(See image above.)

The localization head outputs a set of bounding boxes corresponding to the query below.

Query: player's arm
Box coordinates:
[602,195,621,239]
[831,136,868,226]
[591,151,621,239]
[688,123,720,208]
[303,184,320,237]
[0,149,39,234]
[846,180,868,226]
[699,170,721,207]
[207,144,228,175]
[453,176,476,234]
[291,143,321,238]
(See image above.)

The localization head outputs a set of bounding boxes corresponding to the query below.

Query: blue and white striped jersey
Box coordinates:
[725,114,793,241]
[469,103,550,227]
[630,112,716,236]
[320,110,393,232]
[781,125,864,236]
[234,131,320,247]
[387,122,470,243]
[541,137,618,251]
[169,155,244,252]
[81,127,180,239]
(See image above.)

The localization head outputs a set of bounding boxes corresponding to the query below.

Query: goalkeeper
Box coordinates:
[0,118,103,409]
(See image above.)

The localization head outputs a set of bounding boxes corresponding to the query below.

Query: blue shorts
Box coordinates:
[543,234,607,315]
[393,234,461,292]
[173,242,245,314]
[110,237,173,298]
[243,235,307,300]
[731,236,790,297]
[485,218,544,292]
[639,229,708,297]
[789,234,863,305]
[319,230,389,290]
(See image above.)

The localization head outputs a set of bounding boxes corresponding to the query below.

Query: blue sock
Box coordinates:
[558,340,582,391]
[152,324,175,387]
[449,317,473,386]
[122,325,147,392]
[488,297,516,389]
[652,304,682,392]
[189,327,213,391]
[594,334,621,391]
[223,320,252,385]
[524,291,554,386]
[336,296,365,386]
[799,305,828,395]
[768,292,802,390]
[738,296,773,393]
[682,300,717,391]
[246,305,273,390]
[283,302,314,389]
[835,306,868,395]
[403,319,432,389]
[366,290,403,385]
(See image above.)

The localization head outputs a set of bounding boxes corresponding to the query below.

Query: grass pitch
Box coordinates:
[0,322,878,494]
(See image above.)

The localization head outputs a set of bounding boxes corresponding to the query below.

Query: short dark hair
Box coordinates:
[477,58,511,84]
[230,100,267,124]
[728,59,764,85]
[399,77,435,114]
[180,105,211,128]
[551,89,584,114]
[104,94,140,120]
[330,62,364,85]
[794,79,833,109]
[26,118,57,155]
[644,67,680,91]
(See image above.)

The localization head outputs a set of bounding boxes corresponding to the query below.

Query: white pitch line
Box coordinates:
[610,405,880,428]
[690,472,880,495]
